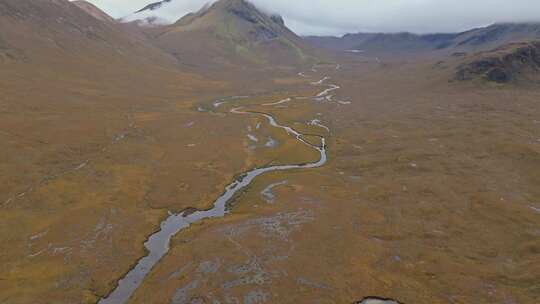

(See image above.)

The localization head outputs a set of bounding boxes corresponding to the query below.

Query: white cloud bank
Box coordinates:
[84,0,540,36]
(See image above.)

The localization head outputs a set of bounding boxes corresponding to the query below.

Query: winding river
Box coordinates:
[99,66,340,304]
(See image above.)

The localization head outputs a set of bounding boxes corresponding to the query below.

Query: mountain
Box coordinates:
[455,40,540,83]
[306,23,540,57]
[450,23,540,50]
[141,0,316,68]
[0,0,198,110]
[72,0,116,23]
[0,0,174,66]
[0,1,218,302]
[121,0,175,26]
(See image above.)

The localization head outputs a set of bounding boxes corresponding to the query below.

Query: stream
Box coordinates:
[99,67,340,304]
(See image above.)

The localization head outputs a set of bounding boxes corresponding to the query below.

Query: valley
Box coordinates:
[1,1,539,304]
[121,56,540,304]
[100,66,334,304]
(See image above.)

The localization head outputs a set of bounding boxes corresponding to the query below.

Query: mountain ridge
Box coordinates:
[143,0,317,69]
[305,23,540,57]
[72,0,116,23]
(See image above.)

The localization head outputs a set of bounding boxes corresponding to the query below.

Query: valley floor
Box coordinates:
[1,54,540,304]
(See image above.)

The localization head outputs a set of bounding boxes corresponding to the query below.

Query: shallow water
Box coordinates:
[263,98,291,106]
[261,180,288,203]
[317,84,340,97]
[99,104,328,304]
[308,119,330,132]
[99,67,341,303]
[213,95,249,108]
[311,76,329,85]
[265,137,278,148]
[358,298,400,304]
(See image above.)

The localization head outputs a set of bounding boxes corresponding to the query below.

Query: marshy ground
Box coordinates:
[2,55,540,304]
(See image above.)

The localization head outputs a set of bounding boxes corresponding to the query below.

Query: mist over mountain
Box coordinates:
[136,0,317,69]
[306,23,540,58]
[86,0,540,36]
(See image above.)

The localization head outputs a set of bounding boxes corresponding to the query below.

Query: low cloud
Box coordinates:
[85,0,540,36]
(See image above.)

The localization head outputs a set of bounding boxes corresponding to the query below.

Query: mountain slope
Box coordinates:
[72,0,116,23]
[455,40,540,83]
[0,0,176,67]
[142,0,316,68]
[0,1,213,302]
[451,23,540,50]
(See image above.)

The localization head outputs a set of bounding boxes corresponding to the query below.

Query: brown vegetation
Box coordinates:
[455,40,540,83]
[1,1,540,304]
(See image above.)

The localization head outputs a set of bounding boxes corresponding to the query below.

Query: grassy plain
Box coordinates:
[129,58,540,304]
[2,36,539,303]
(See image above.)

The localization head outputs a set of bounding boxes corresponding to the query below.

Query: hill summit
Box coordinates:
[143,0,316,68]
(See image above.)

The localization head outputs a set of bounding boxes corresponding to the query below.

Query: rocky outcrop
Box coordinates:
[455,41,540,83]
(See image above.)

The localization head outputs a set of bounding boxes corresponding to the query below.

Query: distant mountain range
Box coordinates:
[2,0,540,82]
[306,23,540,56]
[86,0,540,68]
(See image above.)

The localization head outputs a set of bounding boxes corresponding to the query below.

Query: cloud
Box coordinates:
[84,0,540,36]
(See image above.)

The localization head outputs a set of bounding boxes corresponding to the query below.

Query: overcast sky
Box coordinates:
[85,0,540,36]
